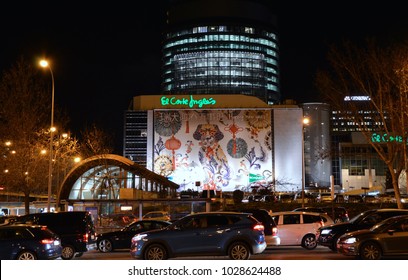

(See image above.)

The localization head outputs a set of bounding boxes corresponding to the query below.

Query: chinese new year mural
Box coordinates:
[153,109,273,192]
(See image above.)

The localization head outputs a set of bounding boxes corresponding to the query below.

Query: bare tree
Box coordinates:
[0,58,80,213]
[79,123,114,158]
[316,39,408,209]
[0,58,51,212]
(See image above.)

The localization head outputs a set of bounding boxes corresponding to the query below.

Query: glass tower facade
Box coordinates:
[163,0,280,104]
[123,111,148,165]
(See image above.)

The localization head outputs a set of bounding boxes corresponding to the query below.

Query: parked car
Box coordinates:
[130,212,266,260]
[0,215,19,226]
[321,206,349,223]
[269,211,332,249]
[242,195,263,203]
[317,208,408,251]
[277,193,295,203]
[378,194,396,203]
[12,211,97,259]
[346,195,364,203]
[293,191,317,203]
[142,211,171,221]
[239,208,280,246]
[0,224,62,260]
[261,194,278,203]
[293,206,349,223]
[362,194,380,203]
[317,193,334,203]
[337,214,408,259]
[99,213,138,228]
[97,220,171,252]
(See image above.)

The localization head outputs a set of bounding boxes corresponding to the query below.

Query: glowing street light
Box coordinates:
[302,116,310,208]
[40,59,55,212]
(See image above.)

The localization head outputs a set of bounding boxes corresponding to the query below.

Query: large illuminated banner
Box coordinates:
[152,109,273,192]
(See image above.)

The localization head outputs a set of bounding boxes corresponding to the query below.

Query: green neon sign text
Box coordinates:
[161,95,216,108]
[371,133,403,143]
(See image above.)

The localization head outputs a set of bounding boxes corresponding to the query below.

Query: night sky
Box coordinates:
[2,1,408,153]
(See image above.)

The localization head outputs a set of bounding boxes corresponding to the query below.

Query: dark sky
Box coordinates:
[2,1,408,153]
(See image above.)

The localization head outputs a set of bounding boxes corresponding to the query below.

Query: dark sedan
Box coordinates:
[0,225,62,260]
[337,215,408,259]
[317,208,408,251]
[97,220,171,252]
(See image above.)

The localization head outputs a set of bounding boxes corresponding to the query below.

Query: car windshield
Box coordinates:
[348,210,376,224]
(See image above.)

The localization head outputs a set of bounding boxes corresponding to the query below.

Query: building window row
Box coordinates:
[167,25,277,40]
[164,35,277,49]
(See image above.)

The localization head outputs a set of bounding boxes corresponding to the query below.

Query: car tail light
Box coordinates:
[83,233,89,242]
[41,238,55,244]
[253,224,265,231]
[319,220,324,227]
[272,227,278,236]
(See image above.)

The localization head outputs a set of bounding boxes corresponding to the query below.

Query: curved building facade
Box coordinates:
[163,0,280,104]
[57,154,179,213]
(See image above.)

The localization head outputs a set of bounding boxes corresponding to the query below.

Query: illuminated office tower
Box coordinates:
[163,0,280,104]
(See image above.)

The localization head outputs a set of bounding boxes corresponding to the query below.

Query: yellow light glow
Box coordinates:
[303,117,310,125]
[39,60,49,68]
[74,157,81,163]
[5,141,11,146]
[50,127,56,132]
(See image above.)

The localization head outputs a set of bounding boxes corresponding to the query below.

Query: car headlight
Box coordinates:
[321,229,332,235]
[342,237,357,244]
[132,234,147,242]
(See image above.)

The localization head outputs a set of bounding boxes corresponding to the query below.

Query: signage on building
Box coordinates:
[160,95,216,108]
[371,133,403,143]
[249,173,264,183]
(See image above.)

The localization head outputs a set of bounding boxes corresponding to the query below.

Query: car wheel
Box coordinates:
[61,245,76,260]
[144,244,168,260]
[98,239,113,252]
[360,242,382,260]
[228,242,251,260]
[302,234,317,250]
[17,250,37,260]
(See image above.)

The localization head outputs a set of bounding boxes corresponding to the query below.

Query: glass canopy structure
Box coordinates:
[58,154,179,208]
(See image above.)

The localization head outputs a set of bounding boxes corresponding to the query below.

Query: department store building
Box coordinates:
[124,94,304,194]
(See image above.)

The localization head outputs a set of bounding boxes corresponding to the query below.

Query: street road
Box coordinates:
[77,245,353,260]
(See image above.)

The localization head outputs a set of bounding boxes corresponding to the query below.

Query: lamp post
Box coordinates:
[40,59,55,212]
[301,117,310,208]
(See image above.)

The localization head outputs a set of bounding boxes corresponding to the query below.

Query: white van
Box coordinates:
[269,211,333,249]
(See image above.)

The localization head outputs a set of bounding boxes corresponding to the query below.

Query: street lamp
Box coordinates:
[301,117,310,208]
[39,59,55,212]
